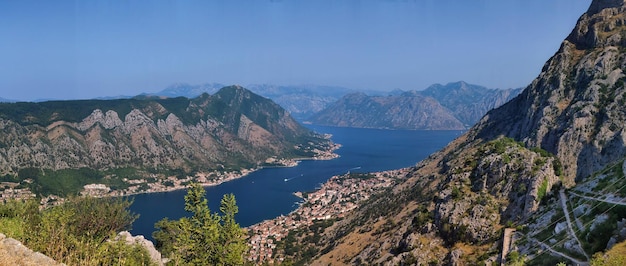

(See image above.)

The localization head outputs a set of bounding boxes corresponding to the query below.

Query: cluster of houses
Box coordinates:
[247,169,408,263]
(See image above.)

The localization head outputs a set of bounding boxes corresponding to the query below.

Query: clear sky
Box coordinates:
[1,0,591,101]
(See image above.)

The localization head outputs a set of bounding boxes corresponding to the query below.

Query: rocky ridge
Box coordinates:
[0,86,335,197]
[473,0,626,182]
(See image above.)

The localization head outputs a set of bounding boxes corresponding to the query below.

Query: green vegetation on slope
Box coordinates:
[0,184,251,265]
[0,197,153,265]
[11,167,160,197]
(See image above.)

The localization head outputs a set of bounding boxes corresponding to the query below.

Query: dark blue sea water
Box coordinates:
[129,126,463,240]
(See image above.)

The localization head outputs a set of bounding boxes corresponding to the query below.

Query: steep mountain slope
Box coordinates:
[472,0,626,181]
[420,81,522,126]
[0,86,333,181]
[309,82,521,130]
[283,0,626,265]
[309,92,466,130]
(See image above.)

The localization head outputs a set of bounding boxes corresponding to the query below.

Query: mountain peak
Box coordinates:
[567,0,626,49]
[587,0,626,15]
[215,85,256,101]
[475,0,626,181]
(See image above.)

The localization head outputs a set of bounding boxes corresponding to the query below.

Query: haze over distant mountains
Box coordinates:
[3,81,522,129]
[152,81,522,130]
[310,81,522,130]
[154,83,355,121]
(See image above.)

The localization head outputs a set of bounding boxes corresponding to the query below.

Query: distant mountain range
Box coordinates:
[154,83,355,121]
[309,81,522,130]
[308,91,466,130]
[8,80,521,131]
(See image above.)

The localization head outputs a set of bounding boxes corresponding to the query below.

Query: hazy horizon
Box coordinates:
[1,0,591,101]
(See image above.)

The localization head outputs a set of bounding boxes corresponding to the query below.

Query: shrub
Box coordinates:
[0,197,152,265]
[537,179,549,203]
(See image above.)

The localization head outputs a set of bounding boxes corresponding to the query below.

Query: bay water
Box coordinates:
[129,126,463,240]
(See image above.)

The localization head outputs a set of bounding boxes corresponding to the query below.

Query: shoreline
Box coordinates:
[246,168,411,263]
[79,143,342,199]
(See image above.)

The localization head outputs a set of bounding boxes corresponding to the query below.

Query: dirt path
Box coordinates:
[500,228,515,265]
[530,238,589,266]
[569,191,626,206]
[559,189,589,261]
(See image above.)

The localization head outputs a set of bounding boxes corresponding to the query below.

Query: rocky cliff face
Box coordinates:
[309,82,521,130]
[298,0,626,265]
[420,81,522,126]
[0,86,332,176]
[473,0,626,182]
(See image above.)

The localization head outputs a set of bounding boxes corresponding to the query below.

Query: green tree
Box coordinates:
[153,217,181,256]
[153,183,247,265]
[218,193,247,265]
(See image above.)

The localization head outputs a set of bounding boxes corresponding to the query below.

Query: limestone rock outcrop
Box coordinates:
[0,86,334,177]
[0,233,64,266]
[116,231,164,266]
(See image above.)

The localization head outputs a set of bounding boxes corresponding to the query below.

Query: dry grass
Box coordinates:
[592,240,626,266]
[0,235,63,266]
[313,218,387,265]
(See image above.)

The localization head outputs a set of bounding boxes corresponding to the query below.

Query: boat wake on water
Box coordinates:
[284,174,304,182]
[283,166,362,182]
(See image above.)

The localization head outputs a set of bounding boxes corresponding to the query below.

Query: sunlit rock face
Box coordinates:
[0,86,332,175]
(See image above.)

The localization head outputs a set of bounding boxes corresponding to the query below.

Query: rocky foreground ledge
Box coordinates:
[0,233,64,266]
[0,231,165,266]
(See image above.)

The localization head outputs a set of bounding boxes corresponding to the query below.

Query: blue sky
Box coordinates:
[1,0,591,101]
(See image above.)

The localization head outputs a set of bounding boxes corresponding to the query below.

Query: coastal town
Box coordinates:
[0,182,35,202]
[0,142,340,202]
[0,143,398,264]
[246,168,412,263]
[81,167,259,197]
